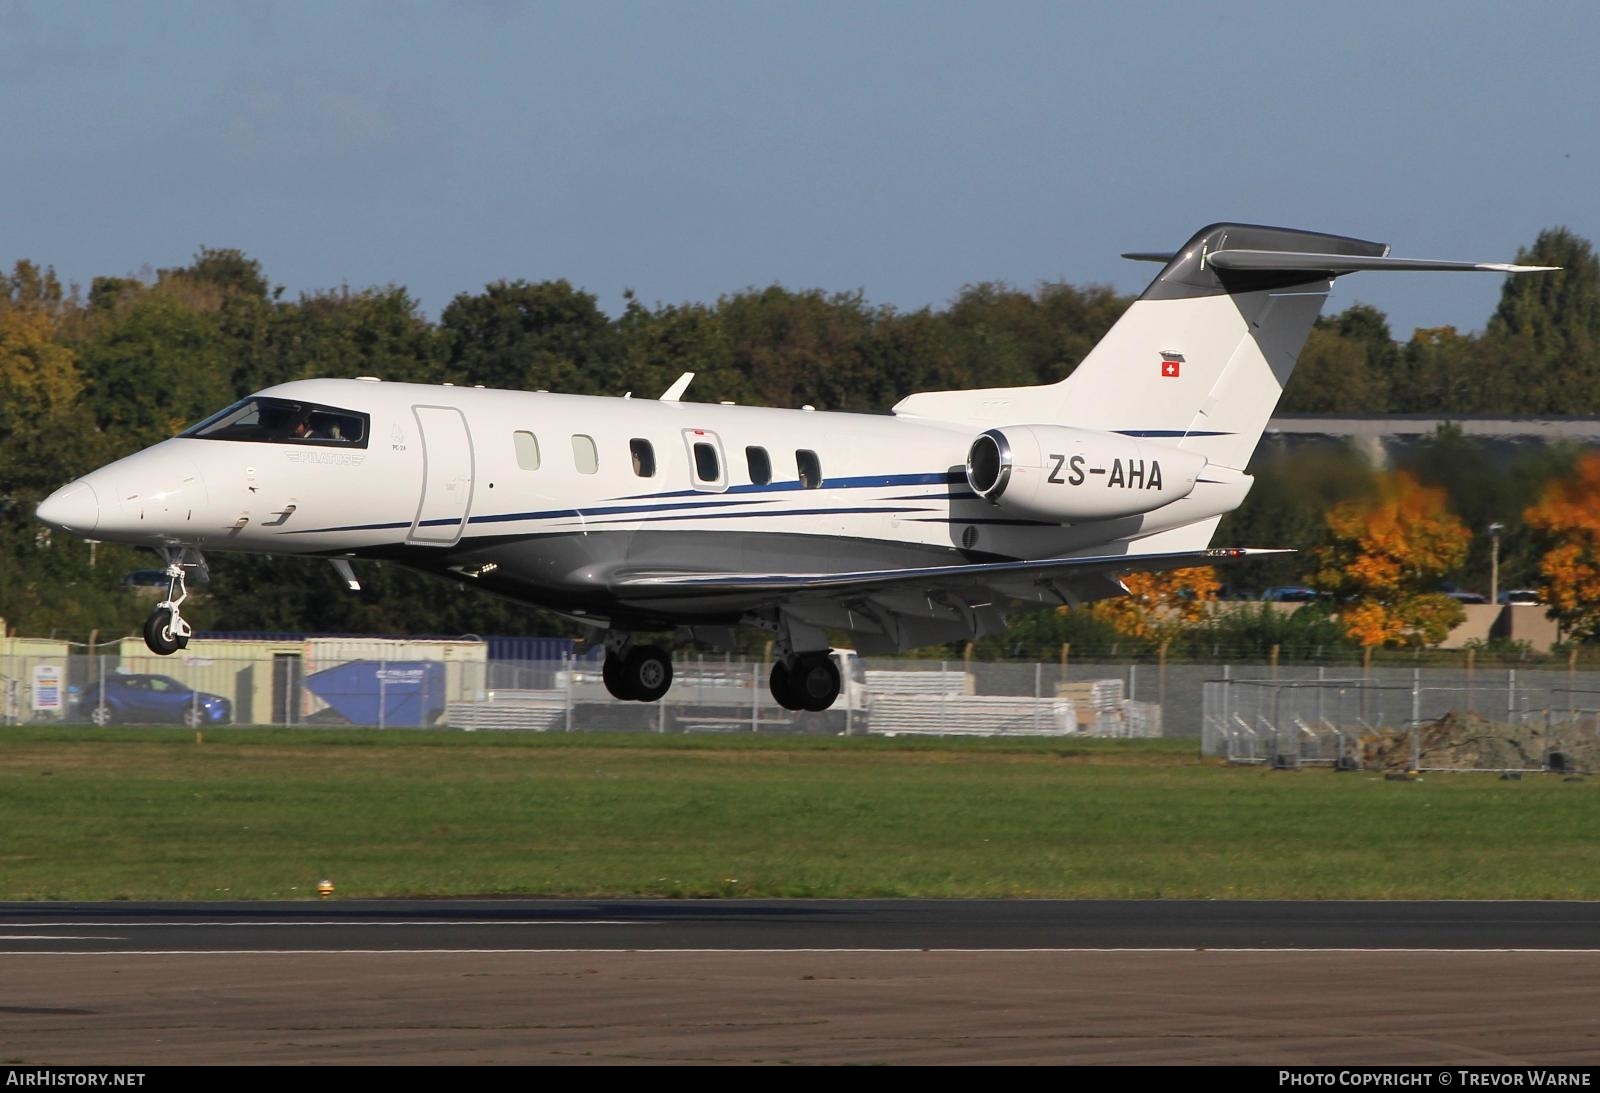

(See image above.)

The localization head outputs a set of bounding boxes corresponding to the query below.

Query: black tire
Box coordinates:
[143,608,183,656]
[769,661,804,711]
[623,645,673,703]
[89,704,114,726]
[792,653,841,712]
[182,706,206,729]
[602,653,635,701]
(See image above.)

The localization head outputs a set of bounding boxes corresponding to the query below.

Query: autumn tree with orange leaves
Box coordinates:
[1312,471,1469,648]
[1524,452,1600,638]
[1089,566,1220,644]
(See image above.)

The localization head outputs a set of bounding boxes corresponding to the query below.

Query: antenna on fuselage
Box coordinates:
[659,372,695,402]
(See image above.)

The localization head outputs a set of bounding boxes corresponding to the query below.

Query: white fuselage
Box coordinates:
[43,377,1246,627]
[36,222,1545,664]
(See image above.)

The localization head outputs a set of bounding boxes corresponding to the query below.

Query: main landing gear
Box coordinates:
[770,651,841,712]
[594,632,842,712]
[601,637,674,702]
[141,550,200,656]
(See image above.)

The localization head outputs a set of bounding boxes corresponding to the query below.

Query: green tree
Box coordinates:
[1483,228,1600,414]
[158,248,281,396]
[1280,323,1390,412]
[714,286,879,411]
[439,279,621,394]
[270,286,441,385]
[70,284,236,454]
[615,294,745,404]
[1392,326,1480,412]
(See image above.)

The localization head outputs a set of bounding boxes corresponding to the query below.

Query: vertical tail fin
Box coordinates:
[894,223,1551,471]
[1059,223,1385,470]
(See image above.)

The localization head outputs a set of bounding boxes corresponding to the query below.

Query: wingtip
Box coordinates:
[1484,263,1562,274]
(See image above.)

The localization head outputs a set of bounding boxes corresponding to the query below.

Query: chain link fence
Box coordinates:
[1203,668,1600,772]
[8,642,1596,763]
[2,646,1163,738]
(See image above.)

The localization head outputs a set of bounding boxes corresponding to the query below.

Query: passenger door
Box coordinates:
[409,405,475,546]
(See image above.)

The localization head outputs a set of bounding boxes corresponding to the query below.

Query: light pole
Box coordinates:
[1488,522,1505,605]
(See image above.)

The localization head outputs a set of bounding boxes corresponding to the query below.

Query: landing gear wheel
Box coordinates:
[602,653,636,701]
[143,608,184,656]
[770,661,803,711]
[621,645,673,703]
[791,652,841,712]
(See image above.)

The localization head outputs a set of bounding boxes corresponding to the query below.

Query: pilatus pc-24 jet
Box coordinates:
[36,224,1551,711]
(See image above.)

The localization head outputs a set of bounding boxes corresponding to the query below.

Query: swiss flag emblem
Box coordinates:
[1160,351,1184,378]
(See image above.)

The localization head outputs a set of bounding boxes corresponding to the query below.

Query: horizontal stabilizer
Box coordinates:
[1206,249,1557,275]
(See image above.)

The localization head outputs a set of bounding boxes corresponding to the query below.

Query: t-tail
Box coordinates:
[895,222,1554,472]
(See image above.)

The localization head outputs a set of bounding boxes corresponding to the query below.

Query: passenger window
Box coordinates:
[797,449,823,489]
[693,442,720,483]
[572,434,599,474]
[746,446,772,486]
[630,438,656,477]
[513,431,540,470]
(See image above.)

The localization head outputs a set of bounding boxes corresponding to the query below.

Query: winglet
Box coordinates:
[659,372,695,401]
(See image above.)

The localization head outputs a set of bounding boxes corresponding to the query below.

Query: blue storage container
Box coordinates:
[304,660,446,726]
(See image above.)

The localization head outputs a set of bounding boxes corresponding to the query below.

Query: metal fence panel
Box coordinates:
[1201,669,1600,772]
[8,647,1597,761]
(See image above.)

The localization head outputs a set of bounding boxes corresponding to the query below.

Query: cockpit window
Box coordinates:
[182,397,369,448]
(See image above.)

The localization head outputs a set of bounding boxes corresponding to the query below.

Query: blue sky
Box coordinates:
[4,1,1594,344]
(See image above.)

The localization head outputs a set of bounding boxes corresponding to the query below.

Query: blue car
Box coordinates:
[1261,586,1320,603]
[79,673,232,727]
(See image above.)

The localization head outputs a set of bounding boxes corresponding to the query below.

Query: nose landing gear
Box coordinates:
[141,550,203,656]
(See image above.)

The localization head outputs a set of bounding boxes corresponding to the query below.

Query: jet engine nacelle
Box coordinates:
[965,425,1207,523]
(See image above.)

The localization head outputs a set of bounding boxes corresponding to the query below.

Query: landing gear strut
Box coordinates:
[600,635,674,702]
[770,651,840,712]
[142,558,194,656]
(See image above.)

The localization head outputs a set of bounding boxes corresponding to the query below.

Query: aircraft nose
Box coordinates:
[37,480,100,535]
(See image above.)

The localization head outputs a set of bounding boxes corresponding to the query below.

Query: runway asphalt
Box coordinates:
[3,897,1598,952]
[6,901,1599,1065]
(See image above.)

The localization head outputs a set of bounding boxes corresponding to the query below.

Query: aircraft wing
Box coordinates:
[620,547,1284,594]
[614,547,1289,652]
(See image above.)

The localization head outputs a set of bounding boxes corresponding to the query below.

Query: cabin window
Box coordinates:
[796,449,823,489]
[693,442,720,483]
[572,434,599,474]
[181,396,369,448]
[746,446,772,486]
[513,431,540,470]
[630,438,656,477]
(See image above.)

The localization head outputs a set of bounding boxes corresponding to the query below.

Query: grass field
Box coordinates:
[1,727,1595,901]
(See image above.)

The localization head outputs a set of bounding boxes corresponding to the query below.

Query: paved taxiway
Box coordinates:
[4,900,1599,1064]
